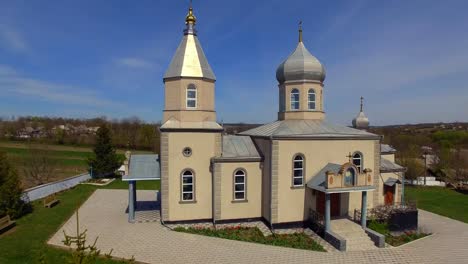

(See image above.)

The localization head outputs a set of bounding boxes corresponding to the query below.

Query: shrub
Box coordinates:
[0,152,31,219]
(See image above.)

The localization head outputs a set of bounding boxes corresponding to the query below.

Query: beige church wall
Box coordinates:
[165,132,219,221]
[275,139,377,223]
[278,81,325,120]
[217,162,262,220]
[163,78,216,123]
[252,138,272,223]
[163,110,216,123]
[381,153,395,162]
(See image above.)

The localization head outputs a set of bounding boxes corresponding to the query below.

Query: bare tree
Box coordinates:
[23,144,57,186]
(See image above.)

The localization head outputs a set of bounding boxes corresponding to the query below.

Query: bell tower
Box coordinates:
[160,3,222,223]
[162,3,217,124]
[276,23,326,120]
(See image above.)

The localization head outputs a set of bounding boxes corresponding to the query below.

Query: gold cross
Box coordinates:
[346,152,353,162]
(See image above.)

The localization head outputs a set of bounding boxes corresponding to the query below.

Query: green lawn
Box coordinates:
[405,186,468,223]
[0,179,160,264]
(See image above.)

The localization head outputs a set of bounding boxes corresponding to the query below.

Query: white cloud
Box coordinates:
[114,57,156,70]
[0,66,117,108]
[0,24,28,52]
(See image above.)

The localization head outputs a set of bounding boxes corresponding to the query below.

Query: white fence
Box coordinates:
[22,173,91,202]
[406,176,446,187]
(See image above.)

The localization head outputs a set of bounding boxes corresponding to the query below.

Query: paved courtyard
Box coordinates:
[49,189,468,264]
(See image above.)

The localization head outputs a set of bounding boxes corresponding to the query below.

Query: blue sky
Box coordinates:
[0,0,467,125]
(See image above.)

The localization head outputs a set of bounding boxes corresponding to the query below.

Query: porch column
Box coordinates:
[401,172,405,204]
[133,181,137,209]
[128,180,135,222]
[361,191,367,228]
[325,193,331,232]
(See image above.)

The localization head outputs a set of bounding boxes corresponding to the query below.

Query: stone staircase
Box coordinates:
[330,219,378,251]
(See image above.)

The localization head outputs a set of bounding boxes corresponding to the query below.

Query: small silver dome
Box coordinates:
[276,41,326,84]
[352,97,369,129]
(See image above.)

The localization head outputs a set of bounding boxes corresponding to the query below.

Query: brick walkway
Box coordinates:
[48,189,468,264]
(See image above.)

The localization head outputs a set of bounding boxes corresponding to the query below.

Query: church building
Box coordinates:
[125,5,405,238]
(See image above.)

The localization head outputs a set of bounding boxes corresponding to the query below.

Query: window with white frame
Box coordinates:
[290,88,300,110]
[181,170,194,201]
[186,84,197,108]
[293,155,304,186]
[308,89,316,110]
[234,169,246,200]
[352,152,362,173]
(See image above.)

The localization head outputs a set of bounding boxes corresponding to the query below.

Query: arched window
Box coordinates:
[308,89,316,110]
[293,155,304,186]
[186,84,197,108]
[352,152,363,173]
[233,169,246,200]
[181,170,194,201]
[290,89,300,110]
[344,167,356,186]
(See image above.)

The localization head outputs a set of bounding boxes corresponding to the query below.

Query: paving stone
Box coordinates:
[48,189,468,264]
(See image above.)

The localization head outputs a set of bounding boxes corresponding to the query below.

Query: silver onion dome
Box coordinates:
[352,97,370,129]
[276,24,326,84]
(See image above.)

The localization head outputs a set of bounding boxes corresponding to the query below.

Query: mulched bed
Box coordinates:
[174,226,326,252]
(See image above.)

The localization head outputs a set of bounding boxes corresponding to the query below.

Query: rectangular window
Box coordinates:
[234,171,246,200]
[308,93,316,110]
[182,173,194,201]
[186,87,197,108]
[293,159,304,186]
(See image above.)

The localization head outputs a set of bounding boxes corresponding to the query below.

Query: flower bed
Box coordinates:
[368,221,430,246]
[173,226,325,252]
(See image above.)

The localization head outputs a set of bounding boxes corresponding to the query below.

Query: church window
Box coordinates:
[181,170,195,201]
[352,152,363,173]
[293,155,304,186]
[182,147,192,157]
[308,89,316,110]
[290,89,300,110]
[186,84,197,108]
[344,167,356,186]
[233,169,246,200]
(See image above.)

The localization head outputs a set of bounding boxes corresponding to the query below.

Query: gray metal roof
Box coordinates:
[238,119,380,139]
[276,41,326,84]
[307,163,342,188]
[380,158,405,173]
[221,135,260,159]
[164,33,215,81]
[384,177,402,186]
[123,154,160,181]
[381,144,397,154]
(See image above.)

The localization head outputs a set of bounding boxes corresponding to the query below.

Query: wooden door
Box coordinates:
[316,192,340,217]
[384,185,395,205]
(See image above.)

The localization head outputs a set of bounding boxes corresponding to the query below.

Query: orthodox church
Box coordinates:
[125,5,405,237]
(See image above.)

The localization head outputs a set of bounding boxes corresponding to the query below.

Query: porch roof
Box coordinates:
[384,177,402,186]
[380,158,405,173]
[307,163,375,193]
[122,154,160,181]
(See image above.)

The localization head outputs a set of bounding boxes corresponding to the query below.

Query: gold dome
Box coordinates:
[185,7,196,25]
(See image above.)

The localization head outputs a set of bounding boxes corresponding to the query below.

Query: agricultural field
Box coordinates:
[0,141,152,189]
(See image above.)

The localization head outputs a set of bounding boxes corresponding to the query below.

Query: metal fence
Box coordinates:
[22,173,91,202]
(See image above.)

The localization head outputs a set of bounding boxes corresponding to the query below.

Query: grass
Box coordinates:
[0,140,154,188]
[174,226,326,252]
[405,186,468,223]
[368,221,429,247]
[0,179,160,263]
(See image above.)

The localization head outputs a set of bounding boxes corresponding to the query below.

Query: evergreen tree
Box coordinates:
[0,152,29,218]
[87,125,121,178]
